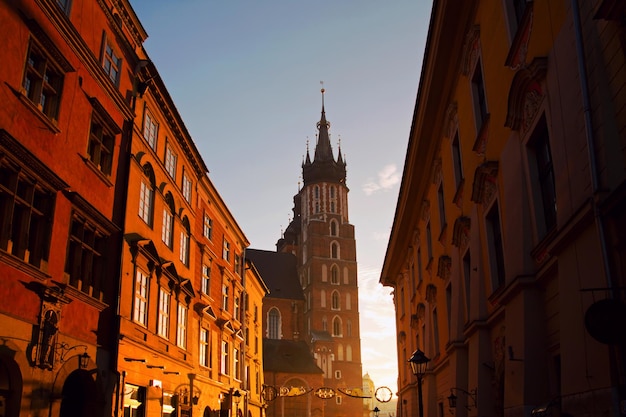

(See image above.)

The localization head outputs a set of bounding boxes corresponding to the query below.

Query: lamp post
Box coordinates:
[233,390,242,417]
[373,406,380,417]
[408,349,430,417]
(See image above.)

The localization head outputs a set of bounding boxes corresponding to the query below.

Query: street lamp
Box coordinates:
[233,390,242,417]
[373,406,380,417]
[408,349,430,417]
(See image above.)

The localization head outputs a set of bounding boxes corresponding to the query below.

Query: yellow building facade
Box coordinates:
[382,1,626,416]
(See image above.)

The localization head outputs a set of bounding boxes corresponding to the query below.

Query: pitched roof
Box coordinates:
[263,339,323,374]
[246,249,304,300]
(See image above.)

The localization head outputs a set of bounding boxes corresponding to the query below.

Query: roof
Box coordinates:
[310,330,333,342]
[263,339,323,374]
[246,249,304,300]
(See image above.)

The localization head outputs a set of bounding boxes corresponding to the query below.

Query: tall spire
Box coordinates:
[302,86,347,186]
[314,87,334,162]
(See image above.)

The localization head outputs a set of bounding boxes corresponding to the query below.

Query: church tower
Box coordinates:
[277,88,363,417]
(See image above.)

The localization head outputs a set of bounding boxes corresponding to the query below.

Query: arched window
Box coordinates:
[329,186,337,213]
[330,219,338,236]
[346,345,352,361]
[337,344,344,360]
[332,316,342,337]
[331,291,340,310]
[330,265,339,285]
[331,242,339,259]
[139,163,156,226]
[346,293,351,310]
[268,308,281,339]
[320,290,326,308]
[346,320,352,336]
[322,316,328,331]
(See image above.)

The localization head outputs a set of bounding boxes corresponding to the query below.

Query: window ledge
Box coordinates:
[79,154,114,187]
[9,84,61,133]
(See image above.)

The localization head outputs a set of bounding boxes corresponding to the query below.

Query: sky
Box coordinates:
[130,0,433,397]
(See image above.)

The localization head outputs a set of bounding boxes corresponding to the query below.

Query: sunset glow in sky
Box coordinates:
[130,0,433,396]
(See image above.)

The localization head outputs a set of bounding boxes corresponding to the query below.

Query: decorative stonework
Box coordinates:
[445,102,459,139]
[452,216,471,252]
[471,161,499,206]
[461,25,481,76]
[505,57,548,132]
[436,256,452,280]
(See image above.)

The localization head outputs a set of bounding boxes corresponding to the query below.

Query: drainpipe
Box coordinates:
[570,0,613,291]
[571,0,624,409]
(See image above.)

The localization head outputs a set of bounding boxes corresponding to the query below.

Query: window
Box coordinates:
[222,285,229,311]
[331,291,340,310]
[471,59,488,131]
[322,316,327,331]
[223,239,230,262]
[426,222,433,260]
[179,230,189,266]
[143,111,158,150]
[202,264,211,295]
[0,156,54,269]
[486,202,505,290]
[182,172,192,203]
[463,251,471,321]
[235,253,241,275]
[331,242,339,259]
[329,186,337,213]
[346,293,351,310]
[200,328,209,367]
[163,192,176,247]
[321,290,326,308]
[332,317,342,337]
[203,214,213,240]
[158,287,170,338]
[346,344,352,361]
[346,320,352,337]
[417,247,423,283]
[330,220,338,236]
[65,213,108,299]
[233,347,241,380]
[330,265,339,285]
[102,39,121,86]
[56,0,71,14]
[22,41,64,121]
[87,111,116,176]
[268,308,281,339]
[438,183,446,233]
[139,181,154,226]
[335,370,342,379]
[234,295,241,322]
[176,303,187,349]
[134,270,149,326]
[452,132,463,188]
[528,115,557,235]
[164,144,177,178]
[432,307,440,355]
[221,340,230,375]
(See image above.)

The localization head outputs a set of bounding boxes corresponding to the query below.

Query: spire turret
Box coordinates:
[302,88,347,185]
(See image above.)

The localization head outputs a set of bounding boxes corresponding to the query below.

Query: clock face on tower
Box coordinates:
[375,386,393,403]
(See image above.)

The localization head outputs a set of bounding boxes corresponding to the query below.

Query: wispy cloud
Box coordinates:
[362,164,400,196]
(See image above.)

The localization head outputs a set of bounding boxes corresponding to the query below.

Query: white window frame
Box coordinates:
[158,287,170,338]
[176,303,187,349]
[133,270,149,326]
[143,111,158,150]
[200,328,209,367]
[164,144,177,178]
[162,209,173,248]
[138,181,153,225]
[201,264,211,295]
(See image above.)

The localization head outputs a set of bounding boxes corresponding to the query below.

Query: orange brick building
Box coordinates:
[0,0,140,415]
